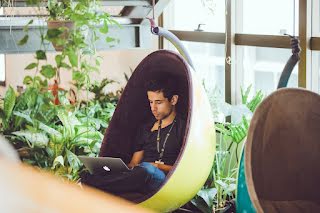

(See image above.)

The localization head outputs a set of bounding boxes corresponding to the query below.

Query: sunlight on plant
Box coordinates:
[191,85,264,212]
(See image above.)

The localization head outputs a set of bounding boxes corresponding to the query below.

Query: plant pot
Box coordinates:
[47,20,74,51]
[216,200,236,213]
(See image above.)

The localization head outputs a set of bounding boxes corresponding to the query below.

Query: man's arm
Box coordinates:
[127,151,144,168]
[151,163,173,173]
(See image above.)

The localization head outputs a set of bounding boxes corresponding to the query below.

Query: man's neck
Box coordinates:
[161,110,177,126]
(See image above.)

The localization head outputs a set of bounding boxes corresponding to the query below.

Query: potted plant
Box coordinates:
[46,0,74,51]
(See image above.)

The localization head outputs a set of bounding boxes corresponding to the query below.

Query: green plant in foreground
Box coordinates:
[0,80,119,181]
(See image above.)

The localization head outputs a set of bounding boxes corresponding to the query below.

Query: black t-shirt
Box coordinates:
[134,115,186,165]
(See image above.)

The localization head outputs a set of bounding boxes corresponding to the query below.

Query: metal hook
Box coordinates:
[194,24,205,32]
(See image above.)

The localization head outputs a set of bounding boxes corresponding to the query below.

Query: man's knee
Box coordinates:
[139,162,156,173]
[132,166,151,181]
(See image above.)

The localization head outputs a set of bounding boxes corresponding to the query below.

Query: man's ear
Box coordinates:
[171,95,179,105]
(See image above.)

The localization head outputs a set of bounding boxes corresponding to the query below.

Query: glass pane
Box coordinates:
[241,0,298,35]
[167,41,225,121]
[163,0,225,32]
[240,46,298,96]
[312,0,320,36]
[318,52,320,92]
[0,54,4,83]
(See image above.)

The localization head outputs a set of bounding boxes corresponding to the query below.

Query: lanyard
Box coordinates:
[156,119,176,162]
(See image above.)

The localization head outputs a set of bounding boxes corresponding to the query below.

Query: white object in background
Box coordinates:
[0,135,20,162]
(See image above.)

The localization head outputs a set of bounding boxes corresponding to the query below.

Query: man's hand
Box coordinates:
[128,151,144,168]
[150,162,158,168]
[151,162,173,173]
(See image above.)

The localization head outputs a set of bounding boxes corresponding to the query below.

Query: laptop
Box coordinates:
[78,156,132,174]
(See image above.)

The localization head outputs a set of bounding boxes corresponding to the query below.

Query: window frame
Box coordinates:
[163,0,320,104]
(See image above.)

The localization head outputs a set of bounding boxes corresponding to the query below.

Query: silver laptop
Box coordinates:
[78,156,132,174]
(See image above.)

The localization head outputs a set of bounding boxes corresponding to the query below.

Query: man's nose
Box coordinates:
[151,103,157,112]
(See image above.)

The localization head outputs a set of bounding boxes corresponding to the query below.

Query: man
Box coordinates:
[81,78,185,194]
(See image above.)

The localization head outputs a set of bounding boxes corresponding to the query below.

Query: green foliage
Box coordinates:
[241,85,264,112]
[18,35,29,45]
[0,82,118,181]
[191,86,264,212]
[36,50,47,60]
[2,0,122,182]
[40,65,56,79]
[25,63,38,70]
[19,0,120,92]
[47,0,71,21]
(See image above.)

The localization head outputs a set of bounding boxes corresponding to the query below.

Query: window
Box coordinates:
[166,41,225,121]
[239,46,298,96]
[312,0,320,36]
[184,42,225,97]
[240,0,298,35]
[163,0,225,32]
[315,52,320,92]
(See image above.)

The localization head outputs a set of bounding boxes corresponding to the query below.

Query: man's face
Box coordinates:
[147,91,176,120]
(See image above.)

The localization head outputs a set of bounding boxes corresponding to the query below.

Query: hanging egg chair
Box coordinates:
[98,23,216,212]
[236,37,320,212]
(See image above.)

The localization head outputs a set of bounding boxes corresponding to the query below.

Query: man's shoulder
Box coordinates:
[139,118,156,131]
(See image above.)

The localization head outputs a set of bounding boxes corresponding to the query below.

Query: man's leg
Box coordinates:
[81,166,150,193]
[138,162,166,191]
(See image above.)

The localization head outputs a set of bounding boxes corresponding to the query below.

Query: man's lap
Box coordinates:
[80,162,166,193]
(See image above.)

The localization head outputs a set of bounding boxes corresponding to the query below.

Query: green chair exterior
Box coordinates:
[236,148,255,213]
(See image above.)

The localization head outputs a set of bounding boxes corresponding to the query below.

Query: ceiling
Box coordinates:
[0,0,171,53]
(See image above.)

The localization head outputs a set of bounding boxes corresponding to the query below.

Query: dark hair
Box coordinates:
[145,77,178,100]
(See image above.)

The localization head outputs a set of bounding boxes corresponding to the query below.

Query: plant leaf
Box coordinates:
[52,155,64,169]
[36,50,47,60]
[40,65,56,79]
[66,149,81,171]
[18,35,29,45]
[12,130,49,148]
[47,28,62,39]
[197,188,217,208]
[55,55,63,67]
[67,50,78,67]
[23,19,33,32]
[106,37,116,43]
[99,20,109,34]
[60,62,71,69]
[4,86,16,121]
[13,111,33,123]
[25,63,38,70]
[72,71,85,82]
[190,196,212,213]
[38,122,63,141]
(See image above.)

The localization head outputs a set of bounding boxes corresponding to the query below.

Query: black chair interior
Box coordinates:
[98,50,191,202]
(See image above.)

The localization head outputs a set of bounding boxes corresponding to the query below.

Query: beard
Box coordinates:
[155,107,174,121]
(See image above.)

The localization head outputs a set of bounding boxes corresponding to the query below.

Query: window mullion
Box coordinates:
[225,0,236,105]
[299,0,312,88]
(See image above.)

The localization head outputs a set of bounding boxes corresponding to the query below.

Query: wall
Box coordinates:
[0,47,157,98]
